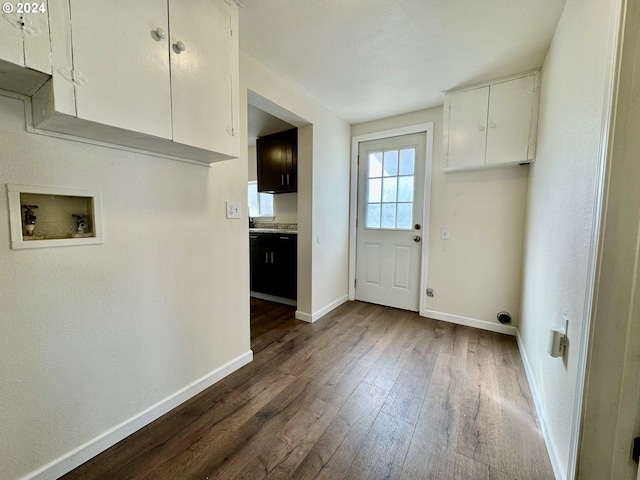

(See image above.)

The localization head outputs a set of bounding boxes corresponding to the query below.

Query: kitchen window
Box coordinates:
[248,181,274,217]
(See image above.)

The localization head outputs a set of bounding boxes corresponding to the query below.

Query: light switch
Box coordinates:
[226,201,241,219]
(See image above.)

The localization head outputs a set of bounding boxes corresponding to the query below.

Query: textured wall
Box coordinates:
[518,0,616,476]
[352,107,529,327]
[0,94,251,479]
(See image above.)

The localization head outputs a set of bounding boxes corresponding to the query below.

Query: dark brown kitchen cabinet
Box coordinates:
[257,128,297,193]
[250,233,297,300]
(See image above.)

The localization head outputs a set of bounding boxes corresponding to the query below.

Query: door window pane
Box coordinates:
[396,203,413,229]
[366,204,381,228]
[368,152,383,178]
[364,146,416,230]
[368,178,382,203]
[382,177,397,203]
[383,150,398,176]
[397,176,414,202]
[399,148,415,175]
[381,204,396,228]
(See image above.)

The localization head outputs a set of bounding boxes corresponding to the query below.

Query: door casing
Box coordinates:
[348,122,434,316]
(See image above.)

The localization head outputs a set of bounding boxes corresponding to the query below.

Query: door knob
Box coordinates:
[413,235,421,242]
[414,224,421,230]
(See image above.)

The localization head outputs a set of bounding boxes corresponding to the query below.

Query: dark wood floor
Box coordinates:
[61,299,554,479]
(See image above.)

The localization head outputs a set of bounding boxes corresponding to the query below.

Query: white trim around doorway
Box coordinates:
[348,123,434,315]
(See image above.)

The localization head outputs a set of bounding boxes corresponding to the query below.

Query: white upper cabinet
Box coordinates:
[70,0,172,139]
[32,0,240,164]
[0,2,52,95]
[170,0,238,156]
[0,12,26,67]
[445,85,489,170]
[443,72,540,173]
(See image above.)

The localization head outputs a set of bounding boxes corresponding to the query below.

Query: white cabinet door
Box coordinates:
[169,0,239,157]
[23,6,52,73]
[446,86,489,170]
[70,0,172,139]
[0,6,51,95]
[0,13,27,67]
[485,75,536,165]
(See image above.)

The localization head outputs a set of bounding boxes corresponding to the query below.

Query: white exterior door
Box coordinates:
[355,133,427,311]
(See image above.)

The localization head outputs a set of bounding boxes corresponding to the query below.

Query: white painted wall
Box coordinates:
[352,108,529,329]
[0,94,251,480]
[247,144,298,224]
[241,50,351,320]
[518,0,619,477]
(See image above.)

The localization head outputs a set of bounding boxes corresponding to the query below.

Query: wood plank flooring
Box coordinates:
[60,299,554,480]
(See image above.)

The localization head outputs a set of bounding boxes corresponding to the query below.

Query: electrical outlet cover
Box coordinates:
[226,201,241,219]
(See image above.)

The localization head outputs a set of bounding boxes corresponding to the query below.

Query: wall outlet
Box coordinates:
[548,328,566,358]
[226,201,241,219]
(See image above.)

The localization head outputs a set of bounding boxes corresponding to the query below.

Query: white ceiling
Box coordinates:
[239,0,566,125]
[247,104,295,147]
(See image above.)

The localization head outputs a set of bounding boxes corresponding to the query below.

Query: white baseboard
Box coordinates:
[296,295,349,323]
[421,309,518,336]
[23,350,253,480]
[516,331,564,480]
[250,291,297,307]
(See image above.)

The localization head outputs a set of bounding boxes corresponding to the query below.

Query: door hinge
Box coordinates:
[633,436,640,464]
[354,279,357,289]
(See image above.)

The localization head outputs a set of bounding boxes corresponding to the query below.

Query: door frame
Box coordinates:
[348,122,434,314]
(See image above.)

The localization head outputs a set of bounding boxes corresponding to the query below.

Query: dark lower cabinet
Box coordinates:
[250,233,297,300]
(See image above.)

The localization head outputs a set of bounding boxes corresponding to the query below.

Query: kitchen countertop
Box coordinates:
[249,223,297,234]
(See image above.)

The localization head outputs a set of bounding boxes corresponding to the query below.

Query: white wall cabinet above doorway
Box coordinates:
[28,0,239,165]
[442,71,540,173]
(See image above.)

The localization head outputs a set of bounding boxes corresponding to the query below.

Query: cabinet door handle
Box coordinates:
[281,174,284,185]
[271,252,274,263]
[287,174,290,185]
[155,27,166,40]
[265,252,269,263]
[489,122,496,128]
[174,40,186,52]
[479,125,486,131]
